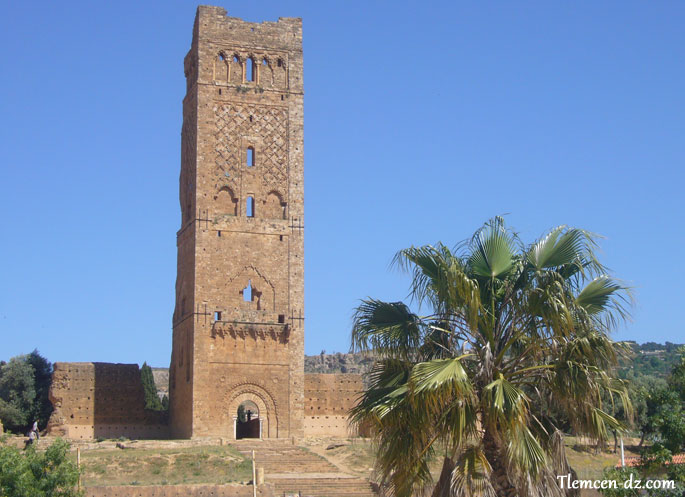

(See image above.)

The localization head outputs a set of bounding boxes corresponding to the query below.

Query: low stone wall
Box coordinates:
[303,373,363,437]
[84,485,270,497]
[48,362,169,440]
[47,366,364,440]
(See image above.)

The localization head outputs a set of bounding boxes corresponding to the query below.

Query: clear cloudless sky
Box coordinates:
[1,1,683,367]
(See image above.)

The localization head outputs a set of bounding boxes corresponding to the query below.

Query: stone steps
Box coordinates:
[234,444,340,475]
[270,478,376,497]
[231,441,377,497]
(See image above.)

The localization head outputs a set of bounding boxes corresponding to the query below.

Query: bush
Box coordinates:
[599,467,642,497]
[0,437,81,496]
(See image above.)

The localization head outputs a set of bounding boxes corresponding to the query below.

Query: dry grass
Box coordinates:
[564,436,641,480]
[306,436,640,483]
[64,435,641,488]
[74,444,252,486]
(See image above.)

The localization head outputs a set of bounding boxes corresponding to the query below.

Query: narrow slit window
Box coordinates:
[246,147,255,167]
[278,314,285,324]
[246,57,255,81]
[246,196,255,217]
[214,311,222,321]
[243,280,253,302]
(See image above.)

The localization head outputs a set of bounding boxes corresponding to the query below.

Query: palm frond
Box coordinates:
[393,244,481,323]
[527,226,597,272]
[506,424,547,479]
[351,299,423,360]
[575,276,632,329]
[468,217,517,279]
[484,374,529,427]
[451,446,496,497]
[410,355,472,395]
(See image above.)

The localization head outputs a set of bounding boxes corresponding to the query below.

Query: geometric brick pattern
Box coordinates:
[214,104,288,196]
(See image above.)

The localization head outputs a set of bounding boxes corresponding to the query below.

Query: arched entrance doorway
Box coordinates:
[227,386,277,439]
[235,400,261,439]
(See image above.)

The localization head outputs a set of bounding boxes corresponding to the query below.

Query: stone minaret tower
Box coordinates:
[170,6,304,439]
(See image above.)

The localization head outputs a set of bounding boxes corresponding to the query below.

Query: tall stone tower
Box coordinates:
[170,6,304,439]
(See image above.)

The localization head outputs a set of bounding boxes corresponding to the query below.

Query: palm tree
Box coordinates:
[351,217,633,497]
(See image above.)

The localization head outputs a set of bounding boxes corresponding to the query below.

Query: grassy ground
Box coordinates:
[74,444,252,486]
[10,434,638,487]
[564,436,641,480]
[308,436,640,482]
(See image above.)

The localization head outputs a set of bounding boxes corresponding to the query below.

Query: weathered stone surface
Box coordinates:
[169,6,304,440]
[47,6,362,442]
[304,374,364,437]
[47,363,168,440]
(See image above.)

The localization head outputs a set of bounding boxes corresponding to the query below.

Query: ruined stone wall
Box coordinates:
[84,485,269,497]
[48,363,168,440]
[170,6,304,439]
[304,374,363,437]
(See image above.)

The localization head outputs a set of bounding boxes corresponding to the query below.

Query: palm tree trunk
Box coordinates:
[483,429,518,497]
[430,457,455,497]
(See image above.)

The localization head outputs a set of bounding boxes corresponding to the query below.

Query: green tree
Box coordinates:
[0,437,81,496]
[639,347,685,453]
[0,358,37,433]
[0,351,53,434]
[667,346,685,402]
[140,362,163,411]
[26,350,53,429]
[351,218,633,497]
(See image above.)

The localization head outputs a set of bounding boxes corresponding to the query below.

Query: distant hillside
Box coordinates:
[151,367,169,398]
[304,352,375,375]
[148,342,683,394]
[619,341,684,379]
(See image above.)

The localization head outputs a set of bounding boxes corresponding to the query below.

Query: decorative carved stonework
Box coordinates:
[210,321,289,342]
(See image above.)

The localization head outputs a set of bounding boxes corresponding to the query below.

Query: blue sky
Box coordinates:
[1,1,683,367]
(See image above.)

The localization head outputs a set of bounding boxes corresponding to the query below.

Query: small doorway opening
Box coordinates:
[236,400,260,439]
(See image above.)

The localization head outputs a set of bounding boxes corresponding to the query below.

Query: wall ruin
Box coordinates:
[46,8,366,443]
[47,362,168,440]
[303,374,363,437]
[84,485,269,497]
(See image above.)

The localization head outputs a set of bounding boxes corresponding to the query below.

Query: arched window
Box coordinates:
[230,54,242,83]
[246,196,255,217]
[246,147,255,167]
[215,52,228,81]
[246,57,255,82]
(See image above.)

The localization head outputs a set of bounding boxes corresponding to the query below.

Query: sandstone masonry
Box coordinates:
[47,6,362,442]
[169,5,305,439]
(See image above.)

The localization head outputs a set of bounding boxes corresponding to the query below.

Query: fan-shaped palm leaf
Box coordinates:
[468,218,517,279]
[451,446,496,497]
